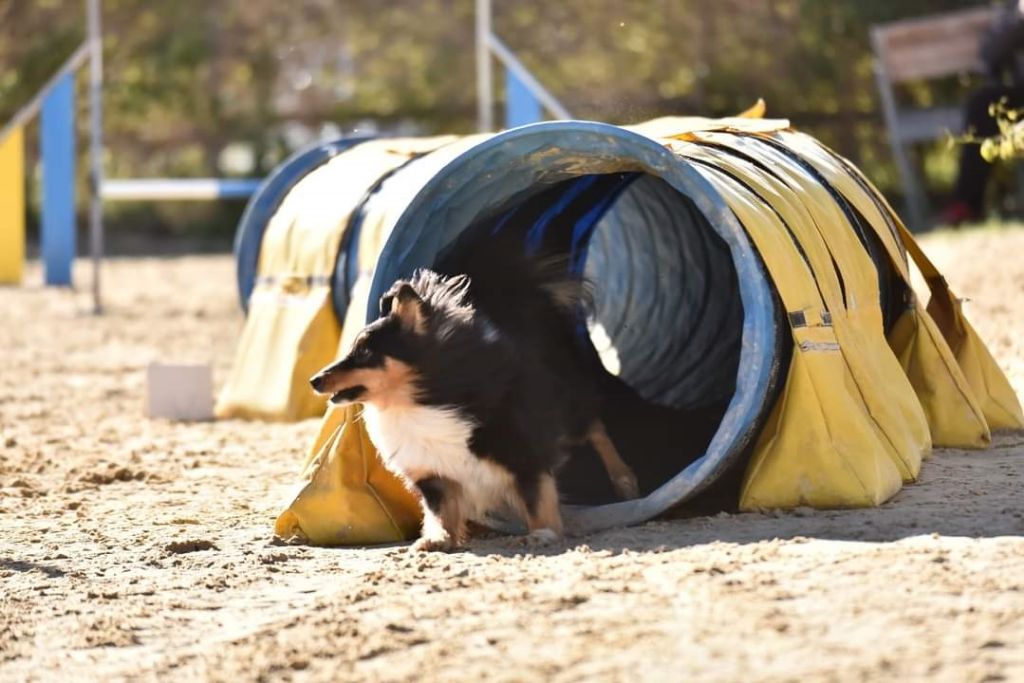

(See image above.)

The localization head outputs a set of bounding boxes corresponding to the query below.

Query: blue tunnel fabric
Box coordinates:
[585,175,743,410]
[456,171,743,412]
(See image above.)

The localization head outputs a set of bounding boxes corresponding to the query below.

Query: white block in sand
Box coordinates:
[146,363,213,421]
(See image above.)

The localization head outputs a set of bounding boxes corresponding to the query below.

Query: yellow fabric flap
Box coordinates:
[900,224,1024,431]
[631,112,790,141]
[216,284,340,421]
[763,131,1009,444]
[887,301,991,447]
[680,138,928,484]
[687,159,906,509]
[275,404,421,546]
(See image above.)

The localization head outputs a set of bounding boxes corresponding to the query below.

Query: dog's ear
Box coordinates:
[379,280,409,315]
[381,281,428,333]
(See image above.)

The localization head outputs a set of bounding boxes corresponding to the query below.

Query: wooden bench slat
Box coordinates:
[872,6,994,82]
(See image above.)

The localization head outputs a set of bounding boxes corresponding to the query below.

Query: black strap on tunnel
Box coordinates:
[685,154,835,319]
[333,151,434,319]
[745,136,905,331]
[690,138,896,320]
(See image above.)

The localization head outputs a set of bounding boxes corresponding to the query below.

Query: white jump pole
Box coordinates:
[87,0,104,314]
[475,0,493,132]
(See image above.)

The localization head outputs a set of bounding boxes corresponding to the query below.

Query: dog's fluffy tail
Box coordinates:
[526,253,594,315]
[438,240,591,316]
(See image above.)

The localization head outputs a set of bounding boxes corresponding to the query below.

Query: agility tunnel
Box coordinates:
[216,110,1023,545]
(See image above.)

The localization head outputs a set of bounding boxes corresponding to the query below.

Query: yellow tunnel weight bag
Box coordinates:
[260,114,1022,545]
[274,403,421,545]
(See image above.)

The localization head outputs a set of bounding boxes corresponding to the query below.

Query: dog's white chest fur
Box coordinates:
[361,403,513,517]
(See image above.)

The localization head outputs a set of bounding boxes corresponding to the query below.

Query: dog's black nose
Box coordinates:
[310,374,326,392]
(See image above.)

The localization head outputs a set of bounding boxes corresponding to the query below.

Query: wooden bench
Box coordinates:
[871,6,996,227]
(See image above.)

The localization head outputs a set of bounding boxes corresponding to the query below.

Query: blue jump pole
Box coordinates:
[505,66,542,128]
[41,72,76,286]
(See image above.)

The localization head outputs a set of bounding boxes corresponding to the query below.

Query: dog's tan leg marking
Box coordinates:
[588,419,639,500]
[411,477,468,553]
[518,473,563,546]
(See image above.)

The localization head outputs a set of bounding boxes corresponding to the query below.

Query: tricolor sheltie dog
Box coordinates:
[310,247,638,552]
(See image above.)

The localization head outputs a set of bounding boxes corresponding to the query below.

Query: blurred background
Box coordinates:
[0,0,997,249]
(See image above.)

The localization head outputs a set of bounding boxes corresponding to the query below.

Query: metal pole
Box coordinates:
[87,0,104,314]
[487,34,572,120]
[0,44,89,147]
[475,0,493,132]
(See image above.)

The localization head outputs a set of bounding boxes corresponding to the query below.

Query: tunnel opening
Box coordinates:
[368,122,784,532]
[431,172,756,506]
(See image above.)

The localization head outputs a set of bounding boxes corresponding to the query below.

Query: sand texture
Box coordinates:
[2,228,1024,682]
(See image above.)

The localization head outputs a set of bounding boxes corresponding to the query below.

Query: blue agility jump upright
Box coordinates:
[505,68,543,128]
[40,71,76,286]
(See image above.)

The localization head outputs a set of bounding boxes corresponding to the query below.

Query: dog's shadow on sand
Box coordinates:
[0,557,69,577]
[461,435,1024,557]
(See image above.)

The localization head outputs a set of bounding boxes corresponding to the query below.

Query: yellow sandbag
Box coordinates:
[900,224,1024,431]
[939,308,1024,430]
[887,301,991,446]
[216,137,456,420]
[274,404,420,545]
[682,160,905,509]
[678,136,927,488]
[696,131,931,480]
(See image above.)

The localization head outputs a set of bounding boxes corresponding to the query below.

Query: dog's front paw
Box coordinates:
[516,528,561,547]
[411,533,460,553]
[613,472,640,500]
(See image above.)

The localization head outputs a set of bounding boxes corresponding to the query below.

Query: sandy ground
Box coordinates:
[2,226,1024,683]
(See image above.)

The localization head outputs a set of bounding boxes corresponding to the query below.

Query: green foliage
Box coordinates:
[976,100,1024,162]
[0,0,991,238]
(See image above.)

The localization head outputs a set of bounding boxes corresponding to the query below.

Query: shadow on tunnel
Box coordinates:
[557,371,733,507]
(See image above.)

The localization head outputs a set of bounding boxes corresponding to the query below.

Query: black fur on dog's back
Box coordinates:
[434,241,597,401]
[409,240,601,501]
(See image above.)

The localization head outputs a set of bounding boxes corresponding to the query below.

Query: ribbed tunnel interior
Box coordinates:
[584,174,743,411]
[433,171,751,506]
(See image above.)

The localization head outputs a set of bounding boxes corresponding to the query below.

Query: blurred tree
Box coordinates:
[0,0,991,240]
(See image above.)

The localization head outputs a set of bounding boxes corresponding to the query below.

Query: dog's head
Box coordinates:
[310,272,471,408]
